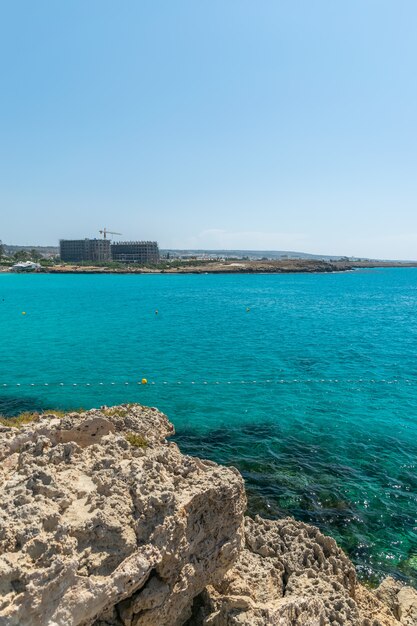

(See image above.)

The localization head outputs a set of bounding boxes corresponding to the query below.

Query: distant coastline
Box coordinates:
[2,259,417,275]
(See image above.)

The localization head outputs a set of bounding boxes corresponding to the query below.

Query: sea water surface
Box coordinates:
[1,269,417,585]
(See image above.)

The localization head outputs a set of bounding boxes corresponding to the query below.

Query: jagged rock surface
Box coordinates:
[374,578,417,626]
[1,404,416,626]
[0,405,246,626]
[186,516,417,625]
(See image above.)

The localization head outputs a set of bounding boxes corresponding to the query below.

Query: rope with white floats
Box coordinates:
[0,378,414,388]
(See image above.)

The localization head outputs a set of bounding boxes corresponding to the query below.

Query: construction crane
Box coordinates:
[99,228,122,239]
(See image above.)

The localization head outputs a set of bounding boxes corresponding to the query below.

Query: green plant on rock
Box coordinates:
[103,404,138,417]
[103,407,129,417]
[125,433,148,448]
[0,408,84,428]
[0,411,41,428]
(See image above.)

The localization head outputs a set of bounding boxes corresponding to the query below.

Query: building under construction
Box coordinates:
[59,239,111,262]
[111,241,160,264]
[59,238,160,264]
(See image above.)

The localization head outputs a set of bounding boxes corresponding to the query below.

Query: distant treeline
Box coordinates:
[3,245,59,257]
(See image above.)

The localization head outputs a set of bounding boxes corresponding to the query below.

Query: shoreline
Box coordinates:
[2,259,417,275]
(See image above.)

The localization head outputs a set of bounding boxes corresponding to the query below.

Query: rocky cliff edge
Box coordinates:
[0,404,416,626]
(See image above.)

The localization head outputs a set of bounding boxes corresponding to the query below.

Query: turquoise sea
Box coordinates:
[1,269,417,585]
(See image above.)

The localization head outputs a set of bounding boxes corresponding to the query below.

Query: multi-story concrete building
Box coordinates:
[111,241,160,264]
[59,239,111,262]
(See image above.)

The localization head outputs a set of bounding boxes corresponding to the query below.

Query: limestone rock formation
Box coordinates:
[0,404,416,626]
[0,405,246,626]
[186,517,413,625]
[375,578,417,626]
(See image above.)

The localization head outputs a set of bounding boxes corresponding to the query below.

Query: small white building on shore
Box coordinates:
[11,261,42,272]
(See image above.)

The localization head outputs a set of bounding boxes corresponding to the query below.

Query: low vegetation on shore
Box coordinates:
[2,257,417,275]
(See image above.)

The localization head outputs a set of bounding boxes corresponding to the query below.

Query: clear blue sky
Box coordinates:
[1,1,416,258]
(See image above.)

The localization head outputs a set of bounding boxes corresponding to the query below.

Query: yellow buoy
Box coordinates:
[141,378,148,384]
[22,312,26,315]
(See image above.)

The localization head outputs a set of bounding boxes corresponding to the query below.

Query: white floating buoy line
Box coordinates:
[0,378,414,388]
